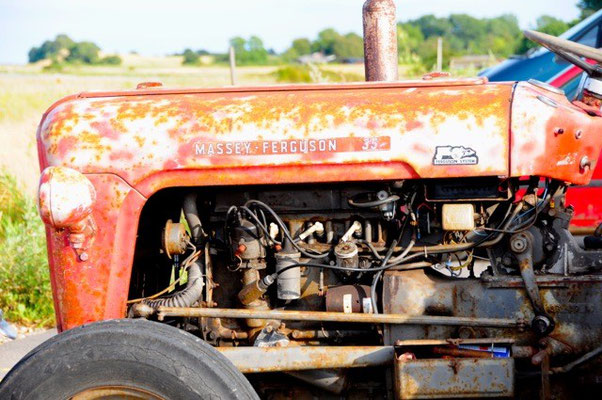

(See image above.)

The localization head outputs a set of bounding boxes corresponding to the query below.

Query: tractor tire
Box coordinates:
[0,319,259,400]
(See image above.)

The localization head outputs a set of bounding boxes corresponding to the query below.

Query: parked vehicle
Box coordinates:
[483,9,602,233]
[1,1,601,398]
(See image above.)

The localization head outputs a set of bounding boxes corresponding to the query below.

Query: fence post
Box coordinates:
[229,46,237,85]
[436,37,443,72]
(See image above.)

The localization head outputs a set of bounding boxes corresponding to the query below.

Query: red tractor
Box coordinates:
[2,1,602,398]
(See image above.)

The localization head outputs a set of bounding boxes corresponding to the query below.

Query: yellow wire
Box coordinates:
[126,250,201,305]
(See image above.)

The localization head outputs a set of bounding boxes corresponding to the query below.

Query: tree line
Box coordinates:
[181,0,599,69]
[29,1,600,69]
[28,34,122,66]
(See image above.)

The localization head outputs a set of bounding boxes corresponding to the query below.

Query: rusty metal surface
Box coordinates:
[395,357,514,399]
[383,269,602,358]
[156,306,522,328]
[38,80,511,198]
[363,0,398,81]
[216,346,394,373]
[511,81,602,185]
[43,173,145,331]
[325,285,371,313]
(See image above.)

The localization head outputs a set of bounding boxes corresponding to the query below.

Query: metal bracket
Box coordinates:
[510,232,555,336]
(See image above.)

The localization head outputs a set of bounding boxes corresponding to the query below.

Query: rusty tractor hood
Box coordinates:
[37,78,601,195]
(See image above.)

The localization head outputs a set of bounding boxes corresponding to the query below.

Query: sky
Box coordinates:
[0,0,581,64]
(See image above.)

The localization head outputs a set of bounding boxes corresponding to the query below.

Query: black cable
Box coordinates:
[348,195,400,208]
[271,252,426,278]
[244,200,330,259]
[357,239,383,260]
[239,206,281,246]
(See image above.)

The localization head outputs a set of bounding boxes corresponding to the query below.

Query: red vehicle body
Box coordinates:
[548,65,602,231]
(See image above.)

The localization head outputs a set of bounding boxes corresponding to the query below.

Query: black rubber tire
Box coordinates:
[0,319,259,400]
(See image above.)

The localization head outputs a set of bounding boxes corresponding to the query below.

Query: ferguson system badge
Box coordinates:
[433,146,479,165]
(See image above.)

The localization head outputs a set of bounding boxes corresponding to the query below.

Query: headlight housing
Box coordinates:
[38,166,96,230]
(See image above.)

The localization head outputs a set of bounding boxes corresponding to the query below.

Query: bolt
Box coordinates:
[532,315,555,336]
[377,190,388,200]
[510,235,528,253]
[575,130,583,139]
[554,127,564,135]
[580,156,591,172]
[79,252,89,261]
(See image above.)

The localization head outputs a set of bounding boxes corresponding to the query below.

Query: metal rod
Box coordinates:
[216,346,393,373]
[157,307,523,328]
[363,0,399,82]
[551,344,602,374]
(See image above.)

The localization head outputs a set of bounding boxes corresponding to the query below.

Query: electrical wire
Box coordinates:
[127,248,201,304]
[239,206,281,246]
[244,200,331,259]
[348,194,400,208]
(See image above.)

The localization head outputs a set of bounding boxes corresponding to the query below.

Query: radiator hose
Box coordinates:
[144,260,204,309]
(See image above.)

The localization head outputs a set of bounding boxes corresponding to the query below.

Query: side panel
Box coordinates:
[510,81,602,185]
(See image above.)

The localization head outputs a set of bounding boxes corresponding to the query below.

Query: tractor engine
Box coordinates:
[126,176,602,396]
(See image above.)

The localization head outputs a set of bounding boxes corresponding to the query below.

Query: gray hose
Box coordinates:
[183,193,203,244]
[144,261,204,309]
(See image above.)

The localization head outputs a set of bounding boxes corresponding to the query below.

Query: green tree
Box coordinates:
[578,0,602,18]
[66,41,101,64]
[28,34,74,63]
[486,15,521,57]
[182,48,201,65]
[246,36,269,64]
[411,15,453,38]
[518,16,569,53]
[311,28,341,55]
[282,38,312,62]
[292,38,311,56]
[227,36,269,65]
[397,24,422,63]
[309,29,364,60]
[332,33,364,59]
[100,55,122,65]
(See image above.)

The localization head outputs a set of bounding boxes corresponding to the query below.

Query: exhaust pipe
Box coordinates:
[363,0,399,82]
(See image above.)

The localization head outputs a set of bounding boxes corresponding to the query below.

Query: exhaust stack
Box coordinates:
[363,0,399,82]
